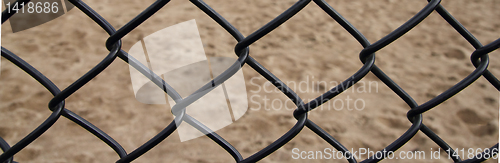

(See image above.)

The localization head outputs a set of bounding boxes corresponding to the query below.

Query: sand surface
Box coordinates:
[1,0,499,162]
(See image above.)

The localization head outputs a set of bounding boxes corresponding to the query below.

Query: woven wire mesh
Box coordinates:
[1,0,500,162]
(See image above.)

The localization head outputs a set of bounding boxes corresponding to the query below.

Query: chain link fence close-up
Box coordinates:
[1,0,500,162]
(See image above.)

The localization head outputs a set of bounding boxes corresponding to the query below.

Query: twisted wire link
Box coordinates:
[1,0,499,162]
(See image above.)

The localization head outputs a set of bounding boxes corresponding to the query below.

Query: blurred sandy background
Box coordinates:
[1,0,499,162]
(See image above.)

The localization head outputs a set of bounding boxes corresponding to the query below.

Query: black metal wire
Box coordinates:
[0,0,499,162]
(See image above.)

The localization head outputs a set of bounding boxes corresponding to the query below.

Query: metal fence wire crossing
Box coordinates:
[1,0,500,162]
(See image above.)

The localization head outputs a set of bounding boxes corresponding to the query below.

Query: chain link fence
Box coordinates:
[1,0,500,162]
